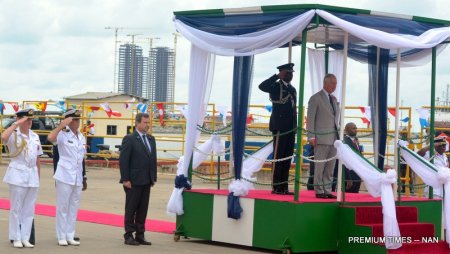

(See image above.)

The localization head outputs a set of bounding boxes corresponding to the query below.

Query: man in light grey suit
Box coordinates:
[307,74,340,199]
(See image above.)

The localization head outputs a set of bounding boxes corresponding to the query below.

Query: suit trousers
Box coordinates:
[313,144,337,194]
[55,180,82,241]
[272,131,295,192]
[8,184,38,241]
[123,185,150,239]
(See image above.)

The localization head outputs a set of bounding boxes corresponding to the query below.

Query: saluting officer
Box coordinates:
[259,63,297,195]
[48,109,86,246]
[1,109,42,248]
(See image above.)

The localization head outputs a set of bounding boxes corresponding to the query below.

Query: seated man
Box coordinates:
[417,136,449,197]
[342,122,363,193]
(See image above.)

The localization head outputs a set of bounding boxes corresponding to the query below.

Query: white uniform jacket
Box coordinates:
[53,129,86,186]
[3,129,43,187]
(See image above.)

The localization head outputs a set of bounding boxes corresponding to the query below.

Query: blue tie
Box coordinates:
[142,134,151,153]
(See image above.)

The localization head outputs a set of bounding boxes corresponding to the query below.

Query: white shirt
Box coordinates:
[3,129,42,187]
[424,151,449,168]
[53,128,86,186]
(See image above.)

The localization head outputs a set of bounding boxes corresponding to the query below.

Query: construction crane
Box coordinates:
[104,27,152,92]
[172,32,181,104]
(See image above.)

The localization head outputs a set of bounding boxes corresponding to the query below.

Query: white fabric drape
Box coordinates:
[174,10,315,56]
[307,48,344,101]
[399,140,450,246]
[316,10,450,50]
[335,140,401,249]
[167,45,215,216]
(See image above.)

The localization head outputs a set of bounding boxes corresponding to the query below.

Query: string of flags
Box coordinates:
[358,106,410,124]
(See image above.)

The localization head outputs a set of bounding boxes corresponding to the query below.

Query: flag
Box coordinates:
[416,108,430,128]
[175,105,188,119]
[8,102,19,112]
[35,102,47,112]
[401,117,409,123]
[359,106,371,124]
[217,105,228,126]
[100,103,122,118]
[137,103,148,113]
[55,100,66,111]
[264,105,272,113]
[246,114,253,125]
[87,106,100,112]
[0,103,5,111]
[156,103,165,126]
[388,108,396,117]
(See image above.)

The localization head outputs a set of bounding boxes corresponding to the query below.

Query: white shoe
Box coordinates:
[22,241,34,248]
[67,239,80,246]
[13,240,23,248]
[58,239,68,246]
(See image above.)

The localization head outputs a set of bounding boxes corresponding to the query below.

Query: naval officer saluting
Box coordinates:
[1,109,42,248]
[48,109,86,246]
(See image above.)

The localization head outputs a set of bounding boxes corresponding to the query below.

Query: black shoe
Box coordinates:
[124,238,140,246]
[284,190,294,195]
[135,238,152,245]
[326,194,337,199]
[271,190,285,195]
[315,193,327,199]
[74,236,80,241]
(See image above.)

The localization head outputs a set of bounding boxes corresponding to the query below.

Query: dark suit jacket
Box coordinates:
[119,131,157,186]
[343,135,362,183]
[259,74,297,132]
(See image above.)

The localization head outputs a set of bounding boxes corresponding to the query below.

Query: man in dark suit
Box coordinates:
[259,63,297,195]
[119,113,157,246]
[342,122,362,193]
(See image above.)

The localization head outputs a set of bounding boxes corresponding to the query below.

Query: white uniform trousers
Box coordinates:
[8,184,38,241]
[55,180,82,241]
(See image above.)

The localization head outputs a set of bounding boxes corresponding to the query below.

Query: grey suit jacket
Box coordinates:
[306,90,340,145]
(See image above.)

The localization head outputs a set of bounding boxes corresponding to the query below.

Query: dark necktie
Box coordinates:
[142,134,151,153]
[328,94,335,114]
[353,137,359,150]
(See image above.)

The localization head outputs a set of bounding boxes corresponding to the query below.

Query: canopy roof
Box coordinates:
[174,4,450,46]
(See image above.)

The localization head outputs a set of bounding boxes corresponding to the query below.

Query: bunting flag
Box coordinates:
[100,103,122,118]
[34,102,47,112]
[137,103,148,113]
[388,108,396,117]
[55,100,66,111]
[359,106,371,124]
[0,103,5,111]
[401,117,409,123]
[246,114,253,125]
[416,108,430,128]
[264,105,272,113]
[156,103,165,126]
[217,105,229,126]
[87,106,100,112]
[8,102,19,112]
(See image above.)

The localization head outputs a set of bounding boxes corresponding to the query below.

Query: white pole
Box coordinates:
[288,41,293,63]
[337,32,348,202]
[394,49,401,198]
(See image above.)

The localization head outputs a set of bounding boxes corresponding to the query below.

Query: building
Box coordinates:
[65,92,147,152]
[147,47,175,107]
[118,43,148,98]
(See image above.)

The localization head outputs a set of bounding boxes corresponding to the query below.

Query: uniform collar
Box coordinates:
[280,80,290,87]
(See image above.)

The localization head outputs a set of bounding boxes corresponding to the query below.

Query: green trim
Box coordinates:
[253,200,339,253]
[346,143,383,173]
[176,192,213,240]
[399,145,437,172]
[174,9,224,16]
[430,47,437,198]
[413,16,450,26]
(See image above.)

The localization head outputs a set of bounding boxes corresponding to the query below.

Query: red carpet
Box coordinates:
[0,198,175,234]
[189,189,433,203]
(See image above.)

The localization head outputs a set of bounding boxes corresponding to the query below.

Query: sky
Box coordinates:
[0,0,449,130]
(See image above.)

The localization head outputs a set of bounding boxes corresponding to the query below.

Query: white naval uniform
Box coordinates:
[3,129,42,241]
[53,129,86,241]
[424,151,449,197]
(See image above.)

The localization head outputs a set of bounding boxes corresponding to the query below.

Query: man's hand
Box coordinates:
[15,117,30,126]
[82,179,87,191]
[123,181,132,189]
[60,117,73,128]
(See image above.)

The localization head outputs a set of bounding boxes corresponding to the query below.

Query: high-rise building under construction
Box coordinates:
[147,47,175,105]
[117,43,148,98]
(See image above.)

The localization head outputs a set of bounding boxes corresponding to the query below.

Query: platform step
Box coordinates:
[360,222,435,241]
[388,241,450,254]
[355,206,418,224]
